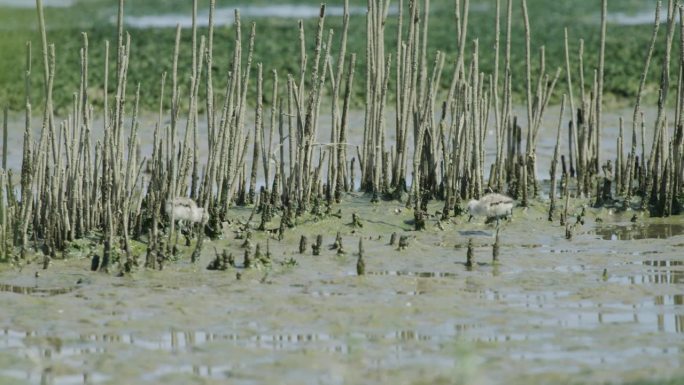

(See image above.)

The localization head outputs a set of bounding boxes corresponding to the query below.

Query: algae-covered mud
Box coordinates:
[1,196,683,385]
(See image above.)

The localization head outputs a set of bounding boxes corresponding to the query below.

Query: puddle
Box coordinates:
[393,290,426,296]
[309,289,426,297]
[575,302,684,334]
[141,364,232,381]
[121,5,373,29]
[552,265,588,272]
[457,230,494,237]
[609,271,684,286]
[475,289,572,304]
[593,223,684,240]
[655,294,684,305]
[477,289,684,334]
[642,260,684,267]
[308,290,347,297]
[0,371,108,385]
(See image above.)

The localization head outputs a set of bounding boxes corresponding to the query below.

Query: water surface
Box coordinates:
[1,199,683,384]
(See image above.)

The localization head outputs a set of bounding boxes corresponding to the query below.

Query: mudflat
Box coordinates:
[1,195,682,385]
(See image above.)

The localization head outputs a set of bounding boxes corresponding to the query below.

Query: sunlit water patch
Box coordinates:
[366,270,458,278]
[0,326,482,383]
[1,197,683,384]
[3,305,682,384]
[121,5,377,29]
[608,267,683,286]
[594,223,684,240]
[477,289,684,334]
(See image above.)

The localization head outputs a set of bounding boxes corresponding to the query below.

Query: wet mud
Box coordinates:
[1,196,683,385]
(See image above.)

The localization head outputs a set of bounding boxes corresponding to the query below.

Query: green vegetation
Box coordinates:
[0,0,675,112]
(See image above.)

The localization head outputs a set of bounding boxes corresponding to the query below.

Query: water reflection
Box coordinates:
[476,289,684,334]
[2,314,682,385]
[608,270,683,285]
[0,326,535,358]
[7,370,107,385]
[0,283,79,296]
[393,290,425,296]
[141,364,233,381]
[308,288,426,297]
[367,271,457,278]
[643,260,684,267]
[594,223,684,240]
[608,260,684,286]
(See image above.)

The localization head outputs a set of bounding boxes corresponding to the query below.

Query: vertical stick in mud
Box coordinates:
[250,64,263,204]
[549,95,566,221]
[564,28,578,178]
[596,0,607,172]
[625,3,660,207]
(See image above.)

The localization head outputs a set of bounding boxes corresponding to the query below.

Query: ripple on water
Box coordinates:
[607,270,684,285]
[607,259,684,286]
[140,364,233,382]
[475,289,684,334]
[0,326,481,382]
[367,270,458,278]
[593,223,684,241]
[2,308,682,384]
[641,260,684,267]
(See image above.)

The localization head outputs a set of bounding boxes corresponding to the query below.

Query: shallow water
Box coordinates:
[594,223,684,241]
[1,198,683,384]
[1,104,671,188]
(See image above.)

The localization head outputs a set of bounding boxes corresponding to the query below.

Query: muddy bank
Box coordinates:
[1,195,683,385]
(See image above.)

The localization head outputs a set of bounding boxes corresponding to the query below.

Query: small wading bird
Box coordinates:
[165,197,209,224]
[467,193,514,226]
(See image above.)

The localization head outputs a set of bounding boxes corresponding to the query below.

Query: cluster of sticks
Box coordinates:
[548,0,684,221]
[362,0,682,222]
[0,0,360,265]
[0,0,683,265]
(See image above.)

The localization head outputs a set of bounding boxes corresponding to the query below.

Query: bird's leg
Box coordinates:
[468,215,473,222]
[174,220,182,250]
[184,223,193,247]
